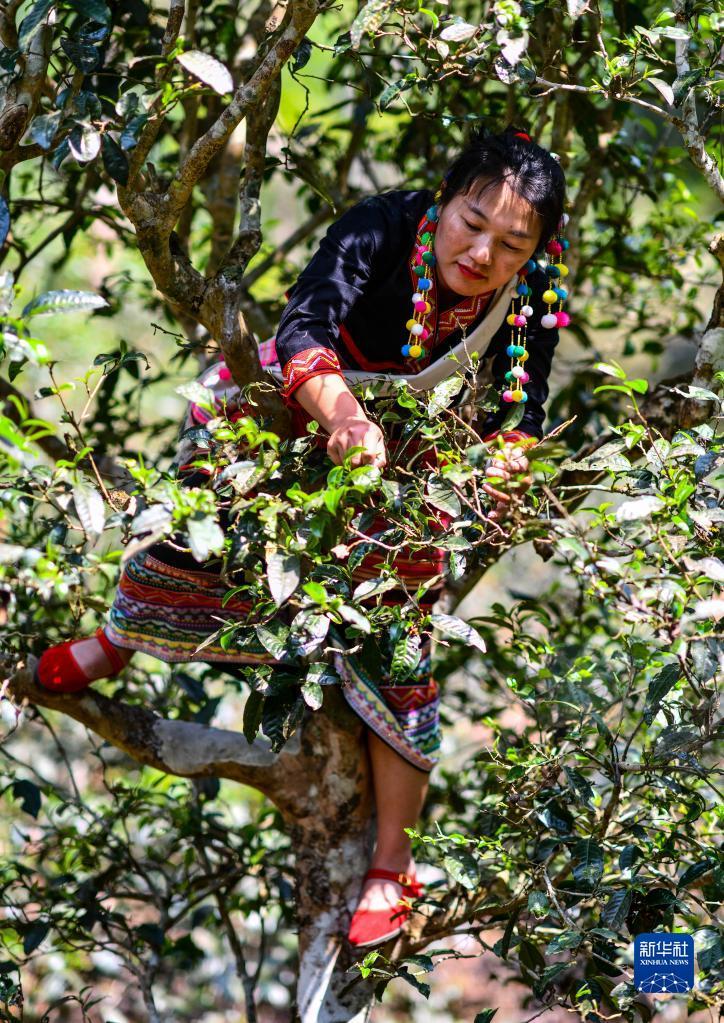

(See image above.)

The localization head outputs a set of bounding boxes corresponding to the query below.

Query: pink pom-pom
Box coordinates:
[502,389,515,403]
[556,311,571,327]
[414,300,427,313]
[420,327,430,341]
[514,315,527,327]
[546,240,563,256]
[218,365,232,381]
[519,370,530,384]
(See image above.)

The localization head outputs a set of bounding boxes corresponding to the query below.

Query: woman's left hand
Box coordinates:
[482,443,533,521]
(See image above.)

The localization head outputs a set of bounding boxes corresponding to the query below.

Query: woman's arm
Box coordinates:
[293,374,387,469]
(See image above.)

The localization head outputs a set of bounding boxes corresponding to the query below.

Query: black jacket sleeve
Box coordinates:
[477,266,560,440]
[274,196,403,368]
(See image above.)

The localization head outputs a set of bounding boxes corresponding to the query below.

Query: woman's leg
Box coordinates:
[354,730,429,911]
[69,635,133,679]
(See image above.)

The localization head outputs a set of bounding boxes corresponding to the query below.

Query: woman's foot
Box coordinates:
[36,627,131,693]
[348,858,423,947]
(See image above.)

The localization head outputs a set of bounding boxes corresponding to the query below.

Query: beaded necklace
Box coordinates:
[401,180,571,408]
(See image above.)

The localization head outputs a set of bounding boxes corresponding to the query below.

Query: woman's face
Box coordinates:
[434,178,541,297]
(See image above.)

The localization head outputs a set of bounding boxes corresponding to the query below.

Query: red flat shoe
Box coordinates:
[35,627,126,694]
[348,869,424,948]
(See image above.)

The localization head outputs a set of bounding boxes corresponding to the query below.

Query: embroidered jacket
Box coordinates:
[274,188,560,443]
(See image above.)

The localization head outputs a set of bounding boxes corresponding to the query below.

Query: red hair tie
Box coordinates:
[514,131,532,142]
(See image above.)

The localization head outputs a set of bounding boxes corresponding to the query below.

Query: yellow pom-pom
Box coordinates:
[506,313,517,326]
[409,344,422,358]
[555,264,569,277]
[406,318,417,331]
[542,289,558,304]
[512,389,523,401]
[519,350,530,363]
[424,302,431,314]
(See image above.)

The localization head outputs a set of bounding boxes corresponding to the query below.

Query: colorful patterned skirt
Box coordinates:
[106,350,445,772]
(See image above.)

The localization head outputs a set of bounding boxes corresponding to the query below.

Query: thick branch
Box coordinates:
[6,657,301,805]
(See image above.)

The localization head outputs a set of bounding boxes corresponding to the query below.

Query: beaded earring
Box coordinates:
[500,209,571,406]
[401,187,443,361]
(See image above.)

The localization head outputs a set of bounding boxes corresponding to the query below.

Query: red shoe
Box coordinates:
[35,627,126,694]
[348,869,424,948]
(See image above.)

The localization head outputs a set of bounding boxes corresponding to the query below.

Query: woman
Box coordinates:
[36,125,568,947]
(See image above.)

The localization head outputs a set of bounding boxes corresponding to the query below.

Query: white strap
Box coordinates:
[266,273,517,396]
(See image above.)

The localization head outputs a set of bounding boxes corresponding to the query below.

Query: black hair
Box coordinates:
[441,124,567,251]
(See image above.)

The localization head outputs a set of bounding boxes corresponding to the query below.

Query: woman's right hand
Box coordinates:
[327,416,387,469]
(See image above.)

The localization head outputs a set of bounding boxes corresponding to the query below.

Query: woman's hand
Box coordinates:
[482,442,533,522]
[327,415,387,469]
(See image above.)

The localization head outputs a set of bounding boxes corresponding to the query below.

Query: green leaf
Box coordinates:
[17,0,53,50]
[619,844,641,870]
[101,133,129,184]
[426,480,460,516]
[266,551,300,607]
[443,849,479,890]
[242,690,264,743]
[22,921,49,954]
[29,111,62,150]
[534,961,570,997]
[70,0,112,22]
[431,613,486,653]
[677,859,714,889]
[390,632,421,682]
[352,575,398,601]
[0,196,9,249]
[255,623,289,661]
[338,604,371,633]
[68,124,101,162]
[12,780,41,818]
[643,663,680,724]
[301,678,323,710]
[426,374,464,417]
[439,17,477,41]
[546,930,582,953]
[350,0,395,49]
[564,767,595,807]
[187,515,224,561]
[572,838,604,885]
[60,36,100,71]
[595,360,626,379]
[496,910,518,959]
[22,289,108,317]
[176,50,234,94]
[528,891,548,918]
[291,37,312,71]
[72,481,105,536]
[601,888,631,931]
[615,495,664,523]
[672,67,704,105]
[396,966,430,998]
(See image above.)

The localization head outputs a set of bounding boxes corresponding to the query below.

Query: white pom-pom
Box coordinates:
[561,213,570,227]
[412,292,423,303]
[512,366,525,379]
[410,323,424,337]
[541,313,558,329]
[521,304,534,317]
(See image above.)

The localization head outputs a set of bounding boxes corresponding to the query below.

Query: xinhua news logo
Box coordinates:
[634,933,695,994]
